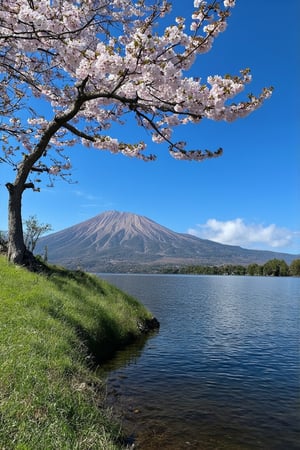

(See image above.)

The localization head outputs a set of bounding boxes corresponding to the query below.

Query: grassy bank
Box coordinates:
[0,255,153,449]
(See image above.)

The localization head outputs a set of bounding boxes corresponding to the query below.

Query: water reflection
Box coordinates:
[99,275,300,450]
[99,330,158,373]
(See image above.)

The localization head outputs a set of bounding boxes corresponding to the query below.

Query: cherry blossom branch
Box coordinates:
[0,0,272,183]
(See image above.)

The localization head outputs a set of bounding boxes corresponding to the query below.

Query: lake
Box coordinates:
[98,274,300,450]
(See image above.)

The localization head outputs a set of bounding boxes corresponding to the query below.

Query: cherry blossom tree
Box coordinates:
[0,0,272,265]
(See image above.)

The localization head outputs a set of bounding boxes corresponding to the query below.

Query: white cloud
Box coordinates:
[73,190,99,201]
[73,189,113,207]
[188,218,296,250]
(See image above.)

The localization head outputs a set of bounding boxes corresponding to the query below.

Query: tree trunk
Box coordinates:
[4,92,86,265]
[6,183,26,264]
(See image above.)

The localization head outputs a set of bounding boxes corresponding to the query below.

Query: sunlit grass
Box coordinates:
[0,255,152,449]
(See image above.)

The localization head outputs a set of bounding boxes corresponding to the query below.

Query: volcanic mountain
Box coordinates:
[36,211,297,272]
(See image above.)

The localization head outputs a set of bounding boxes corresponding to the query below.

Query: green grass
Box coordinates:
[0,255,152,449]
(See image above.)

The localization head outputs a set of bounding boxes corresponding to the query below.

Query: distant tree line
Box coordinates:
[162,259,300,277]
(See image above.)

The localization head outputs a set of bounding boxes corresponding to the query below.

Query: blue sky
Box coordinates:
[0,0,299,255]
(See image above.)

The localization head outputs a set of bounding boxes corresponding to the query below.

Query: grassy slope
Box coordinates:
[0,255,152,449]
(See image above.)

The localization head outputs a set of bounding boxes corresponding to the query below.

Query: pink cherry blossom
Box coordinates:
[0,1,272,250]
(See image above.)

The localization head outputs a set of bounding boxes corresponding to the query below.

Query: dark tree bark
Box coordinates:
[6,183,24,263]
[6,181,34,264]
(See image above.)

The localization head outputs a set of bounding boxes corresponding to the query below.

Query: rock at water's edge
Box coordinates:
[138,317,160,333]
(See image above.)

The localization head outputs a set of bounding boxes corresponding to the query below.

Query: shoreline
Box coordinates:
[0,255,159,449]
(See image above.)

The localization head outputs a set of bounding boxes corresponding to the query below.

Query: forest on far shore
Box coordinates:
[162,258,300,277]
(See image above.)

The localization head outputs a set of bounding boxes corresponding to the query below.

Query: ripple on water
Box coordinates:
[99,274,300,450]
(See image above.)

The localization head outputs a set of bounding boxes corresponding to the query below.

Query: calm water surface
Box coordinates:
[98,275,300,449]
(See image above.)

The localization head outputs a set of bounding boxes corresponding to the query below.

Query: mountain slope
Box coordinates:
[36,211,298,272]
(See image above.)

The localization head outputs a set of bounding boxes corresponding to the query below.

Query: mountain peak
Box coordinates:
[36,211,297,272]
